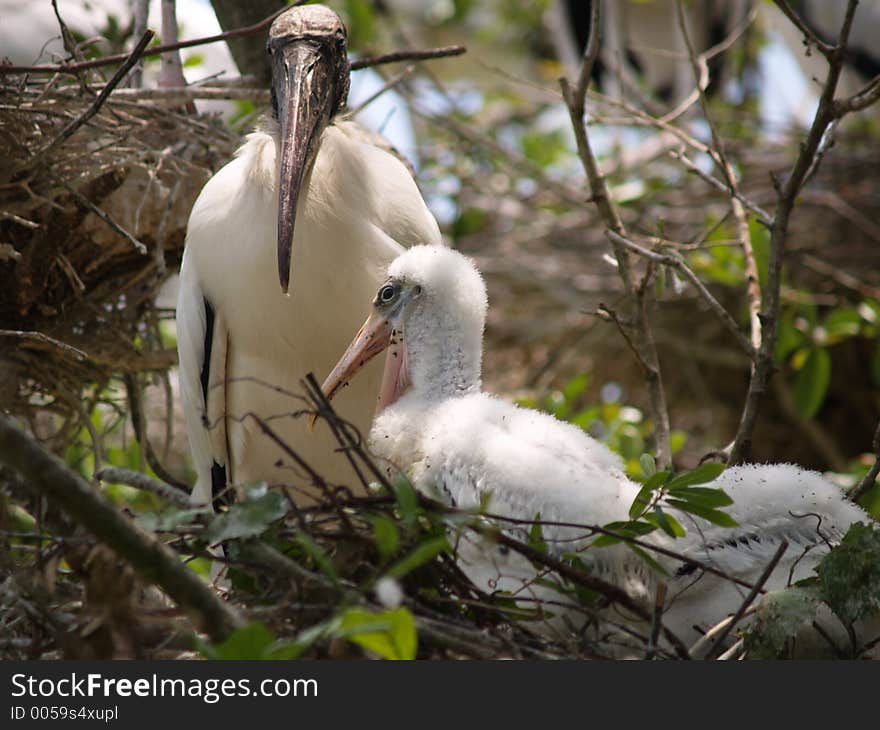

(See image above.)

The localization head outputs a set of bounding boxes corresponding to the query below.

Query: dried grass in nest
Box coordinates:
[0,74,238,448]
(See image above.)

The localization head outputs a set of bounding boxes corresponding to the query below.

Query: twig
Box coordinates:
[0,330,87,361]
[475,524,691,659]
[644,582,668,660]
[772,0,833,59]
[350,45,465,71]
[605,230,757,359]
[348,65,417,116]
[24,31,154,169]
[676,0,761,354]
[94,466,190,508]
[0,414,244,642]
[559,0,672,467]
[833,73,880,117]
[58,181,148,255]
[670,149,773,227]
[705,539,789,659]
[849,421,880,503]
[0,9,287,76]
[729,0,860,465]
[688,604,759,657]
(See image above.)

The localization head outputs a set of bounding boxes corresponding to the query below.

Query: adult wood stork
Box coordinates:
[321,245,876,654]
[177,5,441,507]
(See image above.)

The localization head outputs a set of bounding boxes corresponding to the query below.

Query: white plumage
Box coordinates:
[177,6,441,507]
[322,245,876,654]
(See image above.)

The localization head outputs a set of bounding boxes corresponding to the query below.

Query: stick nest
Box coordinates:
[0,75,237,447]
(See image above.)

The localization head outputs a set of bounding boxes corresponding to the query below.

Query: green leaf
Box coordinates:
[182,53,204,68]
[644,469,673,490]
[371,514,400,560]
[295,531,339,584]
[665,462,725,490]
[628,482,655,519]
[203,487,287,543]
[392,476,420,528]
[665,486,734,508]
[338,607,417,660]
[594,520,657,546]
[816,522,880,625]
[626,543,669,577]
[386,536,449,578]
[639,453,657,478]
[823,308,862,343]
[742,585,821,659]
[774,308,807,363]
[563,373,589,401]
[666,499,739,527]
[793,347,831,420]
[194,622,300,660]
[528,514,547,554]
[644,507,686,538]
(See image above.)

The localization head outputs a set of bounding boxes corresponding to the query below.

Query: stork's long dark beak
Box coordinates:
[273,41,343,294]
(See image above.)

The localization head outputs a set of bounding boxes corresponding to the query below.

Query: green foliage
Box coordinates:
[385,536,449,579]
[342,0,376,48]
[202,484,287,543]
[198,606,418,661]
[592,462,734,565]
[337,607,417,660]
[195,622,305,660]
[742,585,822,659]
[816,521,880,625]
[182,54,204,68]
[773,297,880,421]
[741,523,880,657]
[371,514,401,560]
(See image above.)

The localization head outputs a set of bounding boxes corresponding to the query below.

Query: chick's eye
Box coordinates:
[378,285,396,304]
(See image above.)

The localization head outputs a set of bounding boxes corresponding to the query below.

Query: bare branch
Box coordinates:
[849,421,880,503]
[0,414,244,642]
[559,0,672,468]
[676,0,761,353]
[705,539,789,659]
[772,0,834,59]
[729,0,860,464]
[22,31,154,171]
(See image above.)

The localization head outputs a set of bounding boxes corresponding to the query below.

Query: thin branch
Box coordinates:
[350,45,466,71]
[559,0,672,468]
[94,466,191,508]
[606,231,757,360]
[24,31,154,169]
[705,539,789,659]
[772,0,834,59]
[0,414,243,642]
[0,330,87,361]
[58,181,148,255]
[676,0,761,353]
[833,73,880,117]
[0,9,288,75]
[849,421,880,503]
[729,0,860,465]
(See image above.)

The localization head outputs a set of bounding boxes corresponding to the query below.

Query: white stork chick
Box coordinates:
[321,245,876,654]
[177,5,441,508]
